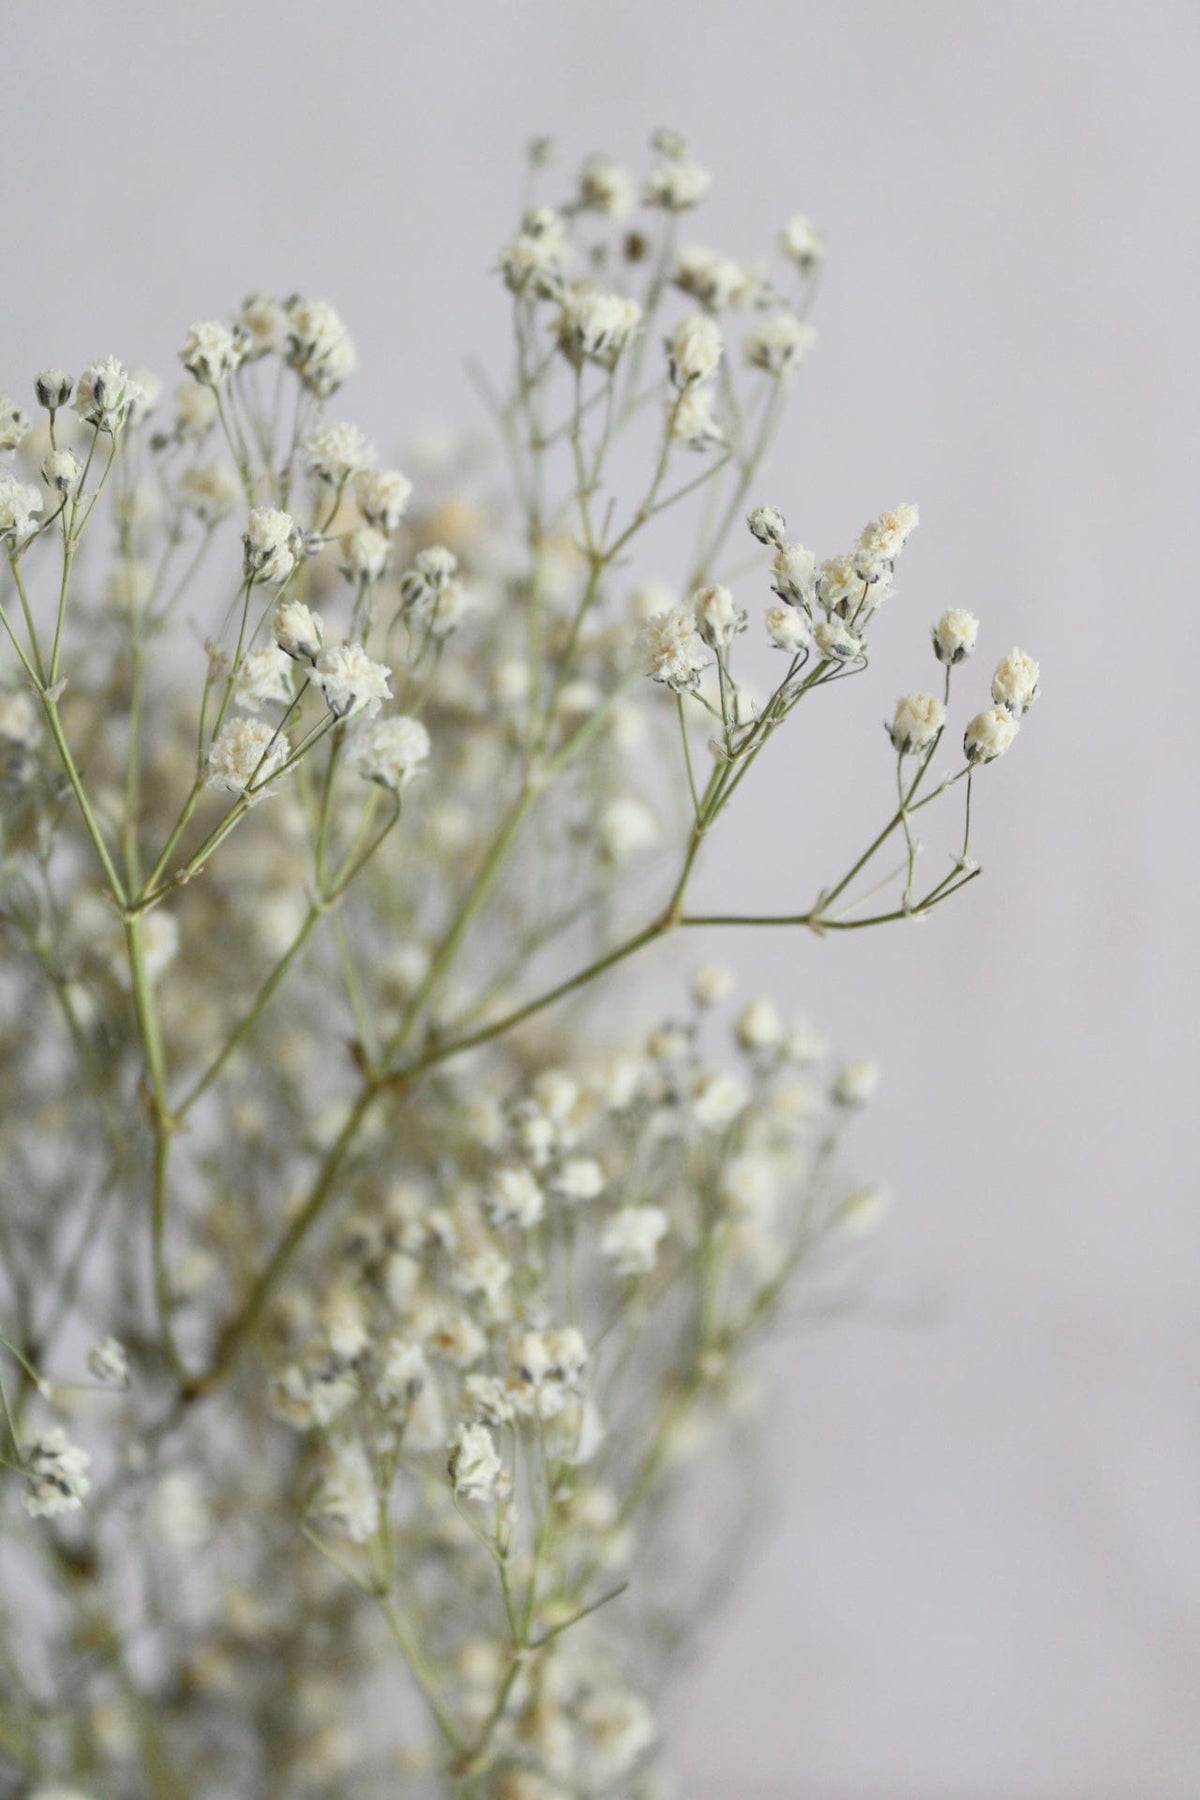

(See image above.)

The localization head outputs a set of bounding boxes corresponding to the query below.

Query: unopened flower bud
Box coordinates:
[273,599,324,662]
[932,607,979,666]
[41,448,82,496]
[243,508,299,585]
[748,505,786,547]
[693,583,744,650]
[35,369,73,411]
[666,314,722,388]
[771,542,817,609]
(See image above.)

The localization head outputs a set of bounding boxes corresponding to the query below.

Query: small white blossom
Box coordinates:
[834,1059,880,1106]
[178,461,241,524]
[692,1070,748,1131]
[666,314,722,388]
[449,1422,502,1501]
[87,1337,129,1388]
[599,796,659,863]
[234,644,294,713]
[178,320,245,385]
[284,297,357,398]
[0,473,43,542]
[639,606,709,691]
[736,998,785,1053]
[339,526,390,586]
[766,605,810,652]
[22,1428,92,1519]
[858,504,919,570]
[964,705,1020,764]
[487,1165,545,1229]
[349,715,430,790]
[745,313,816,378]
[312,1440,376,1543]
[748,505,787,547]
[691,962,734,1007]
[644,155,712,211]
[601,1205,668,1276]
[779,214,825,273]
[669,384,725,451]
[0,394,28,452]
[172,381,218,441]
[34,369,73,410]
[817,553,864,616]
[558,288,642,369]
[238,292,288,357]
[813,619,863,661]
[500,229,567,300]
[313,643,393,720]
[693,583,744,651]
[243,507,300,584]
[0,688,38,747]
[354,467,412,531]
[991,648,1040,716]
[273,598,324,662]
[206,717,290,797]
[674,243,747,312]
[771,542,818,609]
[933,607,980,666]
[550,1158,605,1204]
[579,152,635,217]
[303,421,375,486]
[889,693,945,755]
[74,359,143,433]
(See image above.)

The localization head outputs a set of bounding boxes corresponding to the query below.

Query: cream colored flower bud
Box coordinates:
[34,369,72,410]
[766,605,810,652]
[964,706,1019,764]
[932,607,979,665]
[666,314,722,388]
[41,448,81,496]
[693,583,743,650]
[771,542,817,609]
[990,648,1039,716]
[888,693,945,755]
[748,505,786,546]
[272,598,324,662]
[813,619,863,661]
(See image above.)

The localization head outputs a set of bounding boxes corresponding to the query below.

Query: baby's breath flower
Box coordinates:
[669,384,725,451]
[933,607,980,665]
[273,598,324,662]
[858,503,919,570]
[889,693,945,755]
[349,715,430,790]
[500,230,567,301]
[449,1423,502,1501]
[736,998,785,1053]
[206,717,290,797]
[172,381,218,442]
[0,394,29,452]
[644,155,712,212]
[38,447,79,499]
[666,315,722,388]
[550,1158,605,1203]
[354,467,412,532]
[178,320,245,386]
[692,1070,748,1131]
[558,288,642,369]
[34,369,73,411]
[303,421,375,486]
[74,359,143,433]
[964,705,1019,764]
[0,688,38,747]
[674,243,747,313]
[601,1205,668,1276]
[238,292,288,358]
[639,606,708,691]
[243,507,300,585]
[178,461,241,525]
[748,505,787,547]
[579,152,635,217]
[991,648,1040,716]
[834,1059,880,1106]
[339,525,390,587]
[779,214,825,274]
[816,553,863,616]
[234,644,294,713]
[813,619,863,661]
[599,796,659,863]
[22,1427,92,1519]
[487,1165,545,1230]
[744,313,816,379]
[313,643,393,721]
[0,473,43,543]
[765,604,810,652]
[87,1337,129,1388]
[691,962,734,1007]
[771,542,817,610]
[284,296,357,398]
[312,1440,377,1543]
[693,583,744,651]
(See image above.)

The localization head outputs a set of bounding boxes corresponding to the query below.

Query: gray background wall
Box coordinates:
[3,3,1198,1794]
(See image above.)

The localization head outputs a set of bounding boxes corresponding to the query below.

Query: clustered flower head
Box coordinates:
[639,604,709,690]
[283,295,357,397]
[313,642,393,719]
[178,320,246,386]
[74,358,144,433]
[22,1428,92,1519]
[557,287,642,369]
[206,716,291,796]
[350,714,431,790]
[243,507,300,584]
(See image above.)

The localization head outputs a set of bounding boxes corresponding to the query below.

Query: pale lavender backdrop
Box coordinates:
[3,2,1198,1795]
